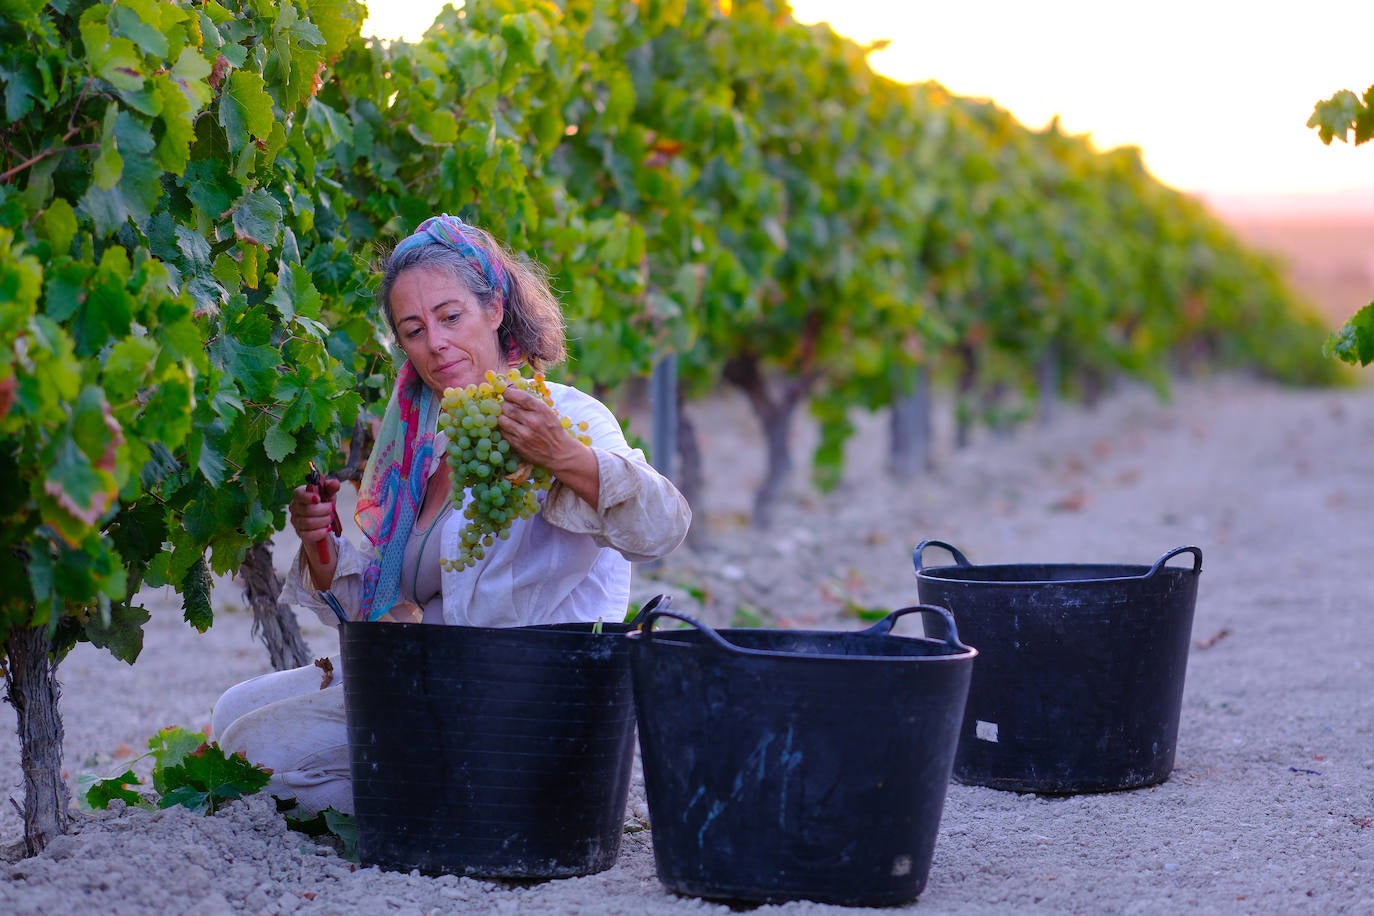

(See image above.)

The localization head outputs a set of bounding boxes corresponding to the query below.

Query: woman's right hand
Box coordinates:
[289,478,341,590]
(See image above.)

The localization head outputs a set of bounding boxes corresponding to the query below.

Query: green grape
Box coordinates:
[437,368,593,572]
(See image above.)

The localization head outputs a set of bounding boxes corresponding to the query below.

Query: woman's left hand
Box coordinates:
[498,387,601,507]
[497,387,579,468]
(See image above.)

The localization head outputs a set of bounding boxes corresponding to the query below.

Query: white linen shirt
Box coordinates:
[284,382,691,628]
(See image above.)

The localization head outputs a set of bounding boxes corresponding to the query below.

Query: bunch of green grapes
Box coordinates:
[437,368,591,571]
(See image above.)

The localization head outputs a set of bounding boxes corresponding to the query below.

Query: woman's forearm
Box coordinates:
[542,448,692,561]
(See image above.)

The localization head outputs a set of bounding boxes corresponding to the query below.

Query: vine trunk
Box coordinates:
[3,624,69,856]
[675,401,707,549]
[722,355,807,529]
[240,544,312,672]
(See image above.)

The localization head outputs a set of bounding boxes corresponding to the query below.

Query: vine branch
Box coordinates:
[0,118,99,185]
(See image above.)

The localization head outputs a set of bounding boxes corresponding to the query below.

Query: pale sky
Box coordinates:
[363,1,1374,201]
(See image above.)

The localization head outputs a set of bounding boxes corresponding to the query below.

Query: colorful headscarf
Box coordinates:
[354,360,438,621]
[391,214,512,305]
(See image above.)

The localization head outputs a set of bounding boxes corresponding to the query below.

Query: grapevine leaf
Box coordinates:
[102,337,159,403]
[92,103,123,190]
[42,439,114,536]
[454,37,501,92]
[1356,85,1374,145]
[282,3,326,47]
[73,249,135,356]
[231,188,283,247]
[43,260,89,323]
[412,108,458,145]
[1308,89,1362,145]
[107,2,167,59]
[84,602,151,664]
[181,481,247,548]
[84,769,144,810]
[137,438,184,493]
[80,20,145,93]
[195,431,229,487]
[0,0,46,20]
[182,160,242,222]
[219,69,275,148]
[239,241,261,288]
[39,198,78,255]
[158,785,212,813]
[156,744,271,815]
[107,500,169,570]
[181,555,214,632]
[23,544,59,628]
[138,373,194,450]
[148,726,210,792]
[171,222,213,270]
[263,420,296,461]
[1323,302,1374,366]
[1,55,41,121]
[211,335,281,401]
[267,267,298,322]
[169,46,214,109]
[286,807,359,862]
[152,76,196,174]
[83,111,161,236]
[305,0,367,58]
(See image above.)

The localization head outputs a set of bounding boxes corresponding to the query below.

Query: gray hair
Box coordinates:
[377,225,567,371]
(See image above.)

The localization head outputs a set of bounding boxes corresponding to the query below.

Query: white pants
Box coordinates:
[211,657,353,815]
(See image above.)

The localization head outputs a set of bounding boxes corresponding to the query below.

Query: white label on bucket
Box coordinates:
[976,720,1000,743]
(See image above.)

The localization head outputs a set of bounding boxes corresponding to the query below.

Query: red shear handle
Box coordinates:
[314,529,332,565]
[305,464,341,565]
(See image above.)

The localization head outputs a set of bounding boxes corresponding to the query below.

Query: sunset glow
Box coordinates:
[363,1,1374,204]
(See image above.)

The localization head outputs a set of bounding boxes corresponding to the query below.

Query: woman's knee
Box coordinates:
[210,678,263,741]
[217,685,346,766]
[210,658,340,740]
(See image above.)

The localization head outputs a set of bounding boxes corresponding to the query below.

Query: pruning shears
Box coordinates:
[305,460,343,565]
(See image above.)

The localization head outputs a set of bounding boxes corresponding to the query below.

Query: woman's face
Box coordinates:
[389,265,505,394]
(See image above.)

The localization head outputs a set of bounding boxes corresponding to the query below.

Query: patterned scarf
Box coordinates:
[354,361,438,621]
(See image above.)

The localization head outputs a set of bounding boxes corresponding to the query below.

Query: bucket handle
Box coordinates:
[636,609,750,655]
[1143,545,1203,578]
[637,606,971,656]
[317,589,350,625]
[859,604,972,652]
[913,539,972,573]
[625,593,669,626]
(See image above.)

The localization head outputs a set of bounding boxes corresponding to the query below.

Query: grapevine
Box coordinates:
[437,369,591,571]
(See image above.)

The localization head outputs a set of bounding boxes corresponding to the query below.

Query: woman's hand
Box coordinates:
[498,387,601,508]
[289,477,341,590]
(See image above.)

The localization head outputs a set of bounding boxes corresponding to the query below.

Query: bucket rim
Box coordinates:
[627,629,978,664]
[915,562,1179,586]
[628,605,978,663]
[337,618,636,651]
[913,541,1203,584]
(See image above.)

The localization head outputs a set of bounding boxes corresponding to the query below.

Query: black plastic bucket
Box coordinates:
[914,540,1202,794]
[340,610,644,878]
[628,605,976,907]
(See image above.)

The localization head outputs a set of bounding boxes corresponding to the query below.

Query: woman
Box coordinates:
[211,215,692,814]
